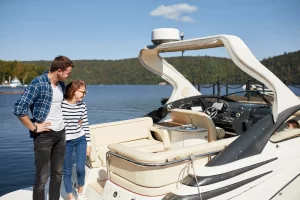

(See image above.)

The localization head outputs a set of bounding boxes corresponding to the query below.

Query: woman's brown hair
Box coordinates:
[64,80,86,100]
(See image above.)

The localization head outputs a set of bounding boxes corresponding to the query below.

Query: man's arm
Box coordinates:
[13,83,38,117]
[13,82,51,133]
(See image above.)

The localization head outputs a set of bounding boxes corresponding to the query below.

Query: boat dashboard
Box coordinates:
[209,100,271,134]
[145,91,272,135]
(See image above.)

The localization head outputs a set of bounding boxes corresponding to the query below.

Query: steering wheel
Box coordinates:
[204,107,218,118]
[179,102,192,109]
[222,102,230,112]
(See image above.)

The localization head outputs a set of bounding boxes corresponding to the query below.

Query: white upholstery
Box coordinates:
[89,117,170,167]
[216,127,226,139]
[90,117,152,145]
[170,109,226,142]
[107,137,237,194]
[108,137,236,163]
[122,139,165,152]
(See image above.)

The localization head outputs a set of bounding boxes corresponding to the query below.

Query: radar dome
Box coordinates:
[151,28,180,45]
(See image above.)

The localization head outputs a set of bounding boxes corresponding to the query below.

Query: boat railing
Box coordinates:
[106,149,219,167]
[105,149,221,179]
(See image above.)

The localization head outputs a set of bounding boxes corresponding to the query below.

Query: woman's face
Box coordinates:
[74,86,86,102]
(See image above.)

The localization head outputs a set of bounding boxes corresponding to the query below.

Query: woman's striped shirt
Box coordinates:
[61,100,91,146]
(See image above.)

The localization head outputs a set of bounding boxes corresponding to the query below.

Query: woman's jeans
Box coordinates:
[63,135,87,194]
[32,129,66,200]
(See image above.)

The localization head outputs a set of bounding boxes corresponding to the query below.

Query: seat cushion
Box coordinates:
[107,137,238,188]
[121,139,165,152]
[216,127,226,139]
[97,139,165,166]
[90,117,153,146]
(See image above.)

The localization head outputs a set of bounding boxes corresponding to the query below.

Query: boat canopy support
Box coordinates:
[139,35,300,122]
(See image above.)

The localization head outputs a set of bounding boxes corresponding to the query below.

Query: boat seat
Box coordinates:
[216,127,226,139]
[107,137,237,196]
[96,139,165,167]
[88,117,170,167]
[270,128,300,143]
[170,109,225,141]
[121,139,165,152]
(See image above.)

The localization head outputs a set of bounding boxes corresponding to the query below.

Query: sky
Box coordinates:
[0,0,299,61]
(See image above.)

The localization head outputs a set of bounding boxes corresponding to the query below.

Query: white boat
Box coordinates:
[2,28,300,200]
[9,77,23,88]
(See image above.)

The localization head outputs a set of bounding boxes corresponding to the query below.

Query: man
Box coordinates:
[13,55,74,200]
[273,119,300,135]
[284,119,300,130]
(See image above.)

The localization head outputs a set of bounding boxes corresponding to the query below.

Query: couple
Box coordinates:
[13,56,90,200]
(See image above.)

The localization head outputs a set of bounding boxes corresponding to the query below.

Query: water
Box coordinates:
[0,84,300,196]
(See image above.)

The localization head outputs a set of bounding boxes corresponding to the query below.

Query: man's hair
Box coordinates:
[50,55,74,72]
[287,119,300,128]
[64,80,86,100]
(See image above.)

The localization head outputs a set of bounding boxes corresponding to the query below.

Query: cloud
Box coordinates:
[181,16,195,22]
[150,3,198,22]
[295,30,300,33]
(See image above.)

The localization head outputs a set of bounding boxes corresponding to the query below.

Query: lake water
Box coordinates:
[1,84,300,196]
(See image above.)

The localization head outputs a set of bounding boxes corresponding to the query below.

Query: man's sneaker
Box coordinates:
[77,193,87,200]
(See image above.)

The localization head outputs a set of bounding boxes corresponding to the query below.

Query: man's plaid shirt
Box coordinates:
[13,71,65,124]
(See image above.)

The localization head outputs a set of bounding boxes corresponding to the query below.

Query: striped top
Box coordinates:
[61,100,91,146]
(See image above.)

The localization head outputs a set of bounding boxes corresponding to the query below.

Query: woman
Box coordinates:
[62,80,91,200]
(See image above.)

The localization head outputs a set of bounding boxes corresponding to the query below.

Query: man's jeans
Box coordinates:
[32,129,66,200]
[63,135,87,194]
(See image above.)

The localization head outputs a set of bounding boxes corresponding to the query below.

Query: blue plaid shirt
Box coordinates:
[13,71,65,124]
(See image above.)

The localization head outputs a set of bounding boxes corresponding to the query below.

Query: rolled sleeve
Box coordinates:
[13,84,38,117]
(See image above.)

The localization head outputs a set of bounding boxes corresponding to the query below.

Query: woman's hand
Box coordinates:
[86,146,91,156]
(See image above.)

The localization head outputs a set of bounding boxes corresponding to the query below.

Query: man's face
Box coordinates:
[57,66,72,81]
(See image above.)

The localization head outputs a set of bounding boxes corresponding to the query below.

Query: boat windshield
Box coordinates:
[223,91,273,105]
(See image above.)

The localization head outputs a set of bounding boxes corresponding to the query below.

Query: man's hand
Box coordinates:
[35,121,51,133]
[18,115,52,133]
[86,146,91,156]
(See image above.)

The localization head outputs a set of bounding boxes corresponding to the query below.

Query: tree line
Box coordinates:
[1,50,299,85]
